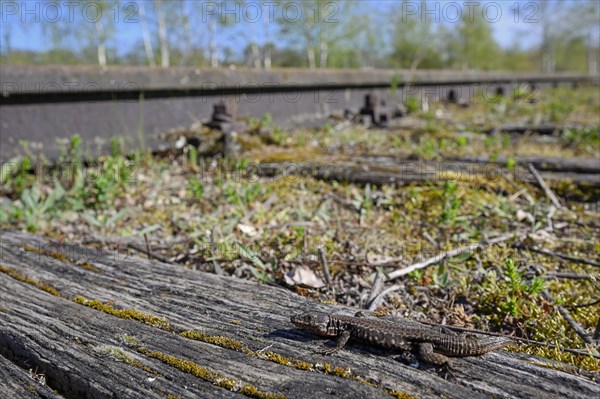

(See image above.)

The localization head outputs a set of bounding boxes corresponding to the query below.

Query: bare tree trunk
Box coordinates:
[251,44,261,68]
[307,47,316,69]
[138,0,156,67]
[95,20,107,67]
[209,20,218,67]
[249,24,261,68]
[3,29,10,63]
[263,12,271,69]
[542,49,556,73]
[319,28,328,68]
[180,2,193,65]
[539,1,556,73]
[410,47,429,72]
[155,0,170,67]
[588,33,598,75]
[303,20,316,69]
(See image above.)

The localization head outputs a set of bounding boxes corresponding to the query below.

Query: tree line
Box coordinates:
[1,0,598,72]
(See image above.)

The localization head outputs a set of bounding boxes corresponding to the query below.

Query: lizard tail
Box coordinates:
[472,336,512,355]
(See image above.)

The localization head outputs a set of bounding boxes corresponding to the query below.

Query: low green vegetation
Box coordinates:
[479,258,545,323]
[0,86,598,374]
[1,135,139,232]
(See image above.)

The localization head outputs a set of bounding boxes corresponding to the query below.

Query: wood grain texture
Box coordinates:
[0,354,65,399]
[0,230,598,399]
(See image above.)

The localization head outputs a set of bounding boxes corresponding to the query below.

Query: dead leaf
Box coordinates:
[237,223,258,237]
[527,229,556,243]
[516,209,534,223]
[284,266,325,289]
[367,253,396,264]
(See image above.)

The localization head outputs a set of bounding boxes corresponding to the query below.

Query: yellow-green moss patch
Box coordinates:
[388,390,419,399]
[322,363,353,379]
[18,244,68,262]
[79,262,100,272]
[180,330,400,396]
[0,264,62,297]
[136,346,286,399]
[261,351,313,371]
[17,244,101,272]
[118,334,141,347]
[509,344,600,374]
[96,345,162,377]
[179,330,254,355]
[73,296,171,331]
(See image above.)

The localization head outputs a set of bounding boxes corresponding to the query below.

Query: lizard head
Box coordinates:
[290,312,334,337]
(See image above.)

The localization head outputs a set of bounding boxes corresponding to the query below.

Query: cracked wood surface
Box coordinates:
[0,230,598,399]
[0,354,63,399]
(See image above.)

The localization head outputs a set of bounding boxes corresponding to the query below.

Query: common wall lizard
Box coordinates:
[291,311,511,368]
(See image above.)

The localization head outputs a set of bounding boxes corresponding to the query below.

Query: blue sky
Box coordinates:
[0,1,574,57]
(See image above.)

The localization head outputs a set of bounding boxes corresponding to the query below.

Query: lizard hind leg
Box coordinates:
[417,342,454,369]
[321,330,351,355]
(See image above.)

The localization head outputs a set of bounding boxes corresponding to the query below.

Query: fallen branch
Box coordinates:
[528,163,563,209]
[541,290,595,346]
[367,285,403,311]
[513,244,600,268]
[543,272,594,280]
[365,271,385,310]
[143,233,152,260]
[386,232,518,281]
[446,154,600,174]
[566,299,600,309]
[418,322,600,360]
[127,242,171,264]
[485,125,562,135]
[257,161,600,188]
[318,247,333,288]
[498,168,536,205]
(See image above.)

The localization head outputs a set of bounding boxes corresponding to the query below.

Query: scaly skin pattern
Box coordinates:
[291,312,511,367]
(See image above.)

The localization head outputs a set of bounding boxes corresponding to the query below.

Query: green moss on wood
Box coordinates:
[96,345,162,376]
[388,390,419,399]
[261,351,313,371]
[73,296,171,331]
[179,330,254,355]
[17,244,101,272]
[136,346,286,399]
[0,264,62,297]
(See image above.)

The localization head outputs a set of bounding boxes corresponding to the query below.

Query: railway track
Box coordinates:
[1,65,595,163]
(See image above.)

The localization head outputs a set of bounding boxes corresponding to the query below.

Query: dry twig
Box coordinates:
[318,247,333,288]
[498,168,535,205]
[386,232,518,281]
[127,242,170,264]
[367,285,403,311]
[528,163,563,209]
[365,271,385,310]
[541,290,595,346]
[514,244,600,268]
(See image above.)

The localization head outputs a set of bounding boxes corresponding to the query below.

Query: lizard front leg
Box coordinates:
[417,342,453,369]
[321,330,351,355]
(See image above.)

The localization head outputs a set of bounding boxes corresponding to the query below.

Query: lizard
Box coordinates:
[291,311,512,368]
